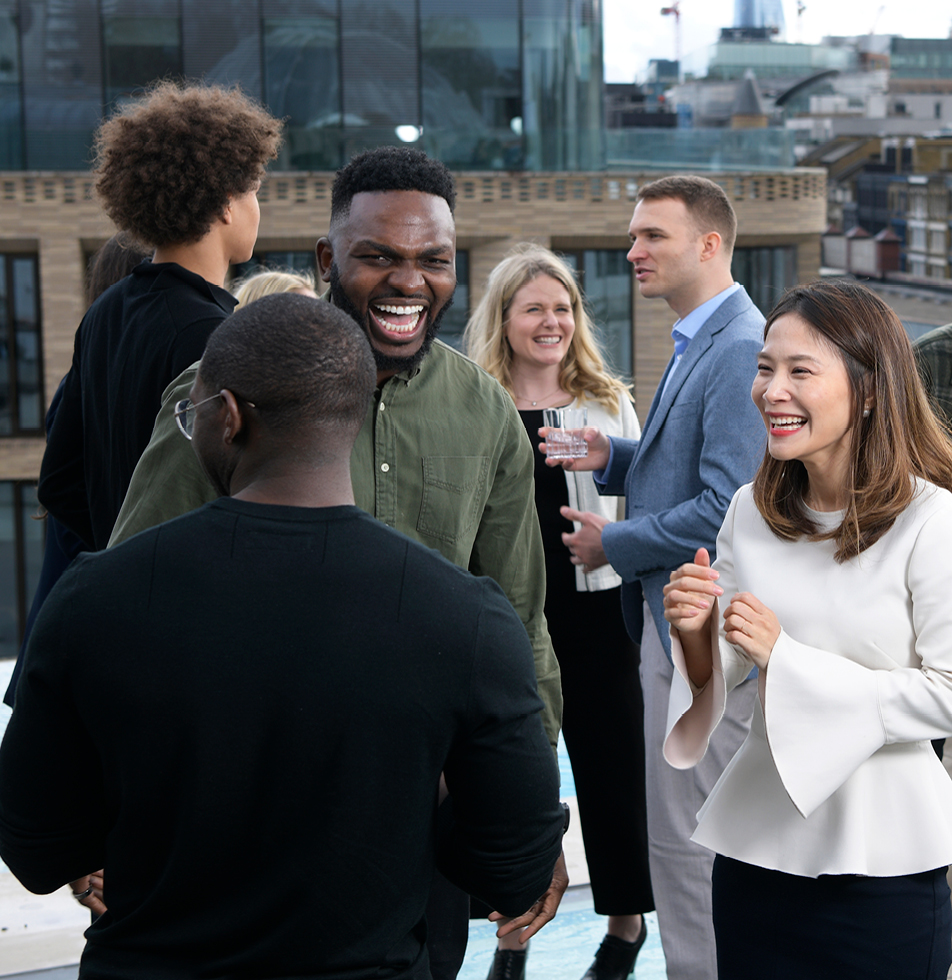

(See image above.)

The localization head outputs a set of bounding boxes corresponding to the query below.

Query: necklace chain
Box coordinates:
[512,385,565,407]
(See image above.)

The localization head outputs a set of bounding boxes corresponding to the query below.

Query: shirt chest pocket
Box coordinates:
[418,456,491,545]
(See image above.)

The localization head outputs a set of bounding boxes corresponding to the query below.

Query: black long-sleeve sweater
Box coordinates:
[0,499,563,980]
[38,261,236,550]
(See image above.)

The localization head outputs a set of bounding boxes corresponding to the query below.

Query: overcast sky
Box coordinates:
[603,0,952,82]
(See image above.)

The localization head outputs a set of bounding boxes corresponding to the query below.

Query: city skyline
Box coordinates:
[605,0,952,82]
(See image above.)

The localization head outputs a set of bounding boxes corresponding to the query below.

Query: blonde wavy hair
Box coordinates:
[231,268,319,309]
[463,244,631,413]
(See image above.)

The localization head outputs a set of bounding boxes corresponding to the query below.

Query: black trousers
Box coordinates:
[713,855,952,980]
[549,585,654,915]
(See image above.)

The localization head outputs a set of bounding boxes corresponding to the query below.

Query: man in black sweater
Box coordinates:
[0,294,565,980]
[38,81,282,550]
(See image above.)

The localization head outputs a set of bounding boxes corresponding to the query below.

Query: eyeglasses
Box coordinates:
[174,394,222,439]
[174,391,258,439]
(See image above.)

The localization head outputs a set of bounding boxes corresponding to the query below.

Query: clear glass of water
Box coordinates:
[543,407,588,459]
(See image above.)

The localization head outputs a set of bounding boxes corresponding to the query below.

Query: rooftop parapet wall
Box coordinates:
[1,167,826,442]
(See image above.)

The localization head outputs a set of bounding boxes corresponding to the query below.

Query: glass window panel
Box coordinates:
[20,0,104,169]
[0,255,43,436]
[420,5,521,170]
[0,482,16,659]
[0,5,22,168]
[13,257,41,431]
[260,251,317,275]
[340,0,418,159]
[20,484,44,612]
[0,260,10,436]
[733,245,797,315]
[182,0,261,94]
[435,250,469,352]
[555,249,632,380]
[523,1,603,171]
[264,17,341,171]
[102,17,183,108]
[230,251,317,286]
[581,250,632,380]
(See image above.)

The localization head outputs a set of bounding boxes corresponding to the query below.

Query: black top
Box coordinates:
[520,408,575,599]
[0,499,563,980]
[38,261,236,550]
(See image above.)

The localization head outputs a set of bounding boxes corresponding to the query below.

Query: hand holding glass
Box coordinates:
[543,407,588,459]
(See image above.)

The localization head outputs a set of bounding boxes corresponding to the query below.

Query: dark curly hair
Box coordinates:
[93,81,283,249]
[330,145,456,227]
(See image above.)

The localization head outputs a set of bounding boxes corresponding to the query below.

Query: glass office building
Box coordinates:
[0,1,826,655]
[0,0,604,173]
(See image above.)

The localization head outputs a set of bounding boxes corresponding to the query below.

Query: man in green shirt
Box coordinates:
[109,147,563,978]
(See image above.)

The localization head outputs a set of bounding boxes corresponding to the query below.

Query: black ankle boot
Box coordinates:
[486,947,528,980]
[579,921,648,980]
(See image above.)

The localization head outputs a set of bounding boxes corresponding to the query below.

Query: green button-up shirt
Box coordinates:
[110,339,562,748]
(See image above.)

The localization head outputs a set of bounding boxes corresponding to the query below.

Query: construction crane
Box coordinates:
[797,1,806,43]
[661,1,681,81]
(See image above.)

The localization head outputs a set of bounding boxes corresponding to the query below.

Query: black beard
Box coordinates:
[328,264,453,375]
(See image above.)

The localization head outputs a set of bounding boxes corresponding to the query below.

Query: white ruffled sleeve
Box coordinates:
[765,495,952,818]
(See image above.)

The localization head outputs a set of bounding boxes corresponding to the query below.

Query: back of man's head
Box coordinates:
[199,293,375,440]
[329,146,457,227]
[637,175,737,255]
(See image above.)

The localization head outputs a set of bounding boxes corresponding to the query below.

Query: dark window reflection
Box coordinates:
[20,0,105,169]
[436,250,469,352]
[102,17,183,108]
[732,246,797,319]
[339,0,419,161]
[560,250,632,381]
[0,4,22,169]
[0,255,43,436]
[0,482,44,661]
[420,2,522,170]
[264,17,341,171]
[230,251,318,285]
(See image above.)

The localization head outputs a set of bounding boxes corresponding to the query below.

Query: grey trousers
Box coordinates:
[641,608,756,980]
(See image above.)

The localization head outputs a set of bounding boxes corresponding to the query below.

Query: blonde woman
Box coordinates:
[465,245,653,980]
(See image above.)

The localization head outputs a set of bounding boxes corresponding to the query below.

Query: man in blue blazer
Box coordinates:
[559,176,765,980]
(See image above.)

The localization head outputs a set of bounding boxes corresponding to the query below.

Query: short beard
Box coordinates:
[328,264,453,375]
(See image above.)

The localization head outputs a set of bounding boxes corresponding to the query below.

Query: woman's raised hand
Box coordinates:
[663,547,723,633]
[723,593,780,670]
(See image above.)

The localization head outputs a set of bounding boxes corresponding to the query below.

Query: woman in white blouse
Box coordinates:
[466,245,653,980]
[662,279,952,980]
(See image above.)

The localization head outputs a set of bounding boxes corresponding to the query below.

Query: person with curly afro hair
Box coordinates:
[94,81,281,256]
[38,82,283,551]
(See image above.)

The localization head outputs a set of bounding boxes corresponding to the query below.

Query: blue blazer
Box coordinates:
[600,286,766,658]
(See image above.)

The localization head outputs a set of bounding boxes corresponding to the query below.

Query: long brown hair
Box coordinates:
[752,279,952,561]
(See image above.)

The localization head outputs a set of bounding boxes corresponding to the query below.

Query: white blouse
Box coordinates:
[664,479,952,878]
[563,394,641,593]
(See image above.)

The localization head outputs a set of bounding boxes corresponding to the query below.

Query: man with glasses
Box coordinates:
[0,294,565,980]
[107,145,563,979]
